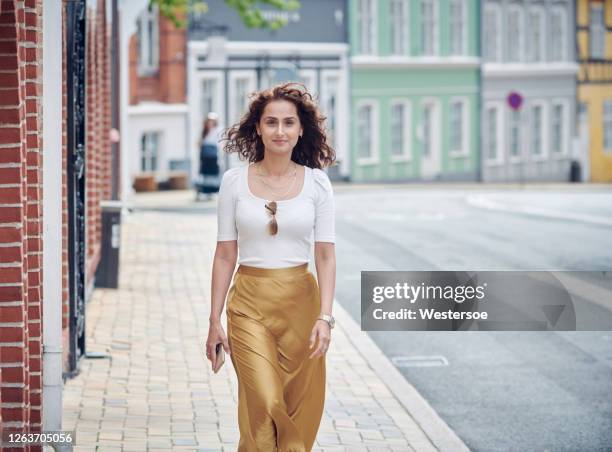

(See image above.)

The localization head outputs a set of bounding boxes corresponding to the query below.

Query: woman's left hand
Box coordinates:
[308,319,331,359]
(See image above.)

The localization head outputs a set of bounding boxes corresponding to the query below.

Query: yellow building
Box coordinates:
[578,0,612,182]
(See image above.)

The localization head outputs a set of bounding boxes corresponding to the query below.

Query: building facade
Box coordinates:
[481,0,579,182]
[349,0,481,182]
[577,0,612,183]
[187,0,350,180]
[126,5,189,189]
[0,0,115,436]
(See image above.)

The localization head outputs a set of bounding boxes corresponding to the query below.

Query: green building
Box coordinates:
[349,0,480,181]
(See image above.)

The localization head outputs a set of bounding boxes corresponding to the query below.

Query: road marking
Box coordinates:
[392,355,450,368]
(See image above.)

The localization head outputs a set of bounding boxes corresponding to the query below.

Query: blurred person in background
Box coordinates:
[197,112,222,200]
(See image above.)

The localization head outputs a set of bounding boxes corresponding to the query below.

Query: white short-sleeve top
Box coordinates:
[216,163,335,268]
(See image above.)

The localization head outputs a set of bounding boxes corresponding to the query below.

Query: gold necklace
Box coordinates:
[256,162,297,200]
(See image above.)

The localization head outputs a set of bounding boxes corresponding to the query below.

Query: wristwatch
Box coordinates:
[317,314,335,329]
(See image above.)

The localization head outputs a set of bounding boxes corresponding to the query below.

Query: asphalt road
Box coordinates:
[332,187,612,452]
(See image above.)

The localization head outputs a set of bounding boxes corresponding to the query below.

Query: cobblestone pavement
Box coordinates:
[61,190,457,451]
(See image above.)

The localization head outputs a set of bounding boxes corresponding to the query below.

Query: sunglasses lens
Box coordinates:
[268,219,278,235]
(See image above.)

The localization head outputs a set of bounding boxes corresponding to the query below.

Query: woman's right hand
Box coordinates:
[205,320,231,368]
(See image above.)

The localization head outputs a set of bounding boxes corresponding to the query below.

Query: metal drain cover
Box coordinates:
[391,355,449,368]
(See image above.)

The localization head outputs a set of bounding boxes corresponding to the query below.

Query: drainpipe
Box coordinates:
[42,0,64,433]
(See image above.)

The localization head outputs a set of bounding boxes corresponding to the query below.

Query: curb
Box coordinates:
[333,301,470,452]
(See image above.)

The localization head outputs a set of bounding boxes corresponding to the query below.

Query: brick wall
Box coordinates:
[0,0,44,444]
[129,13,186,105]
[1,0,113,442]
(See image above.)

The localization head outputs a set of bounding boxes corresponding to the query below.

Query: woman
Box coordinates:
[197,112,222,200]
[205,82,336,451]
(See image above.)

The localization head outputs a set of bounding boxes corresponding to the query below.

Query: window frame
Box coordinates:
[389,99,412,162]
[529,100,548,160]
[140,131,161,172]
[389,0,410,56]
[356,99,380,165]
[419,0,439,56]
[603,100,612,153]
[590,4,606,59]
[550,5,568,62]
[449,97,469,157]
[484,101,504,165]
[551,98,569,157]
[508,108,523,163]
[449,0,468,56]
[357,0,378,56]
[507,4,524,62]
[137,5,159,76]
[483,4,502,62]
[527,6,546,63]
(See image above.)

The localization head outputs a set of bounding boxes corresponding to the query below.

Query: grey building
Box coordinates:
[481,0,579,182]
[187,0,350,180]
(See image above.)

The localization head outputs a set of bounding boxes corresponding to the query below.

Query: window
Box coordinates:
[551,7,567,61]
[530,104,544,157]
[450,99,468,155]
[233,78,249,122]
[449,0,466,56]
[357,102,377,161]
[136,5,159,75]
[507,6,524,62]
[390,101,411,159]
[509,109,522,160]
[201,79,217,118]
[420,0,437,56]
[140,132,160,172]
[603,101,612,151]
[485,104,503,163]
[323,76,339,147]
[590,5,605,59]
[483,5,501,62]
[357,0,376,55]
[421,103,433,156]
[390,0,409,55]
[527,8,545,62]
[551,102,566,154]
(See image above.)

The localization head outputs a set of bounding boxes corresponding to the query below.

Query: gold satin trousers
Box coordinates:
[226,263,326,452]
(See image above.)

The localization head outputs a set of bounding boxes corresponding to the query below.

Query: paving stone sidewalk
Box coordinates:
[61,190,461,451]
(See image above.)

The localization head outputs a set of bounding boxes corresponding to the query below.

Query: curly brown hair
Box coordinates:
[222,82,336,169]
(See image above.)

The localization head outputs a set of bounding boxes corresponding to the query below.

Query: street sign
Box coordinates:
[507,91,523,111]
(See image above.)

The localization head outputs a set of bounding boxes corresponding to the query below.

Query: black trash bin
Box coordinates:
[569,160,581,183]
[95,200,122,288]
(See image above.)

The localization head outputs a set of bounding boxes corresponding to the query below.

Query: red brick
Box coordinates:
[2,345,25,364]
[25,133,38,148]
[1,406,26,423]
[0,206,23,223]
[0,108,20,125]
[0,225,21,242]
[0,127,22,144]
[28,356,40,372]
[0,285,22,301]
[0,245,23,263]
[0,166,22,184]
[0,186,20,203]
[26,270,39,286]
[0,366,25,384]
[0,147,21,164]
[0,305,24,322]
[0,326,25,342]
[25,115,37,130]
[27,287,40,305]
[0,71,18,87]
[26,202,39,217]
[0,267,21,284]
[26,320,39,338]
[25,150,39,166]
[25,219,40,235]
[26,253,39,269]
